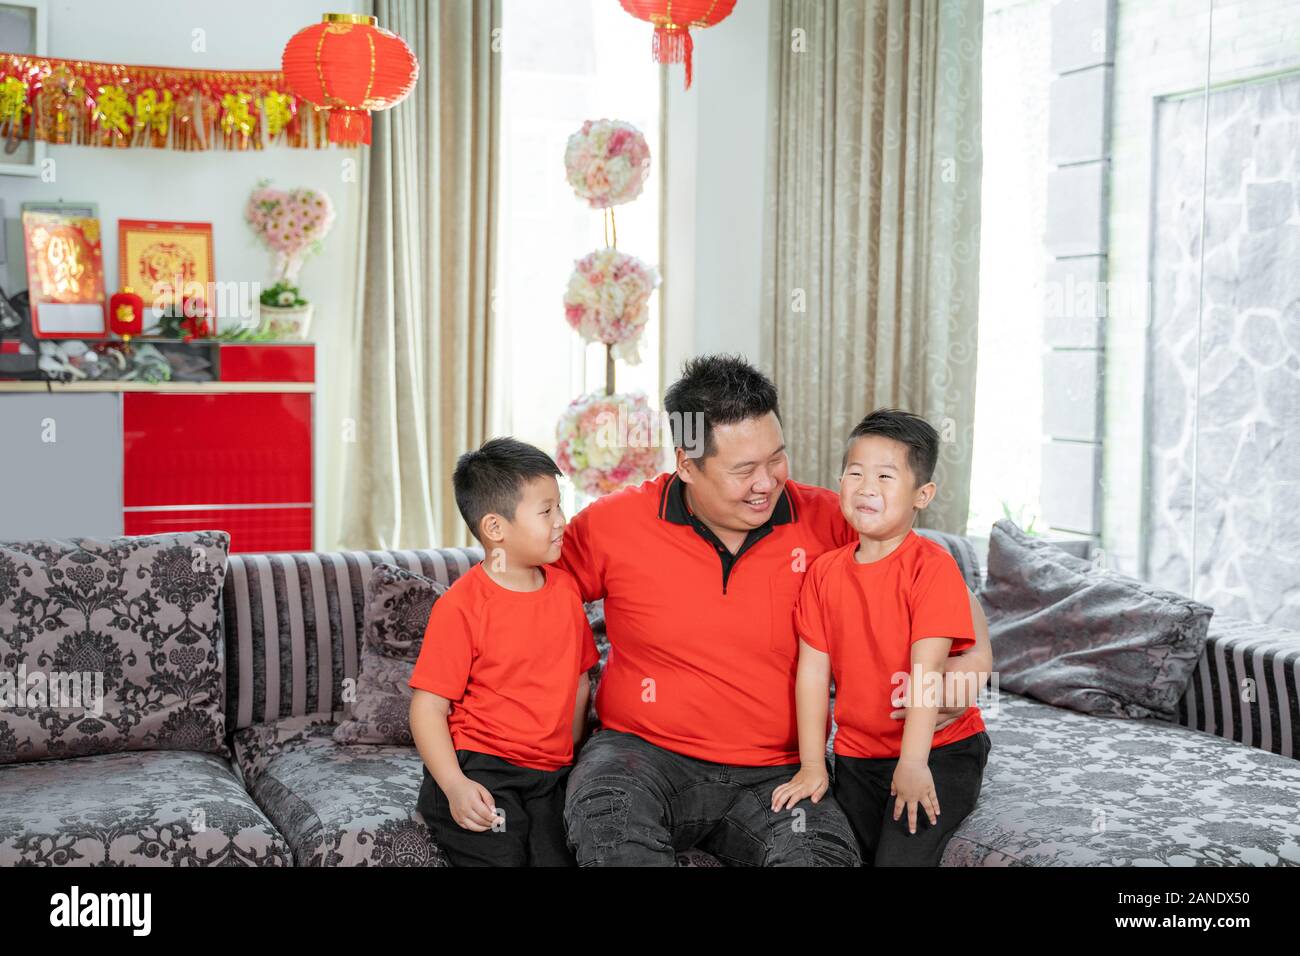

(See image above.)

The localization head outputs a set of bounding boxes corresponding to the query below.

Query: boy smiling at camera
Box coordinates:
[771,408,991,866]
[408,437,599,867]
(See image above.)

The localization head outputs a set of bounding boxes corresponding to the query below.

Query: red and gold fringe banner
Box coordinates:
[0,53,337,151]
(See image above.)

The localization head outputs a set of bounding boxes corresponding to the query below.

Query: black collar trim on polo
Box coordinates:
[658,472,796,527]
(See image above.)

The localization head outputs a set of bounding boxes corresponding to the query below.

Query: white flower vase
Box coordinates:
[258,301,314,341]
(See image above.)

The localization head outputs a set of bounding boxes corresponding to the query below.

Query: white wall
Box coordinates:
[0,0,367,549]
[661,0,771,385]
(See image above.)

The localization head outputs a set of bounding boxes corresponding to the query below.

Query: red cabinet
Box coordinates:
[119,344,314,554]
[0,343,314,552]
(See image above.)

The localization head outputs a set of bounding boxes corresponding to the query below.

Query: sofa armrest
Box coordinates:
[1173,615,1300,761]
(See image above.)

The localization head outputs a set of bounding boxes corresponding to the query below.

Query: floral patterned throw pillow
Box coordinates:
[333,563,447,746]
[0,531,231,764]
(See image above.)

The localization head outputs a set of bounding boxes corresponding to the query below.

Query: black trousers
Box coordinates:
[416,749,576,867]
[832,730,991,867]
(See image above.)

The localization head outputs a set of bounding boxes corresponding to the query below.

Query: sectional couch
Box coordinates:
[2,530,1298,866]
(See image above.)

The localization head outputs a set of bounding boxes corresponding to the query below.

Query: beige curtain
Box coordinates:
[760,0,983,533]
[335,0,501,550]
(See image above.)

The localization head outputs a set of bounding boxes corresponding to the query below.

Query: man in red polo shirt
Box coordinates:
[554,355,991,866]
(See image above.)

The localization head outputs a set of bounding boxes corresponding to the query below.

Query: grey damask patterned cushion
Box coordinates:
[943,690,1300,866]
[0,748,290,866]
[333,563,446,746]
[0,531,231,764]
[235,714,445,866]
[983,519,1213,720]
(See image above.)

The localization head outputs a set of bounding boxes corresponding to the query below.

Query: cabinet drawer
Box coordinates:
[123,392,312,507]
[218,344,315,383]
[124,505,312,554]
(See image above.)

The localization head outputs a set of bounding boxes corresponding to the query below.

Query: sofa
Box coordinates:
[2,530,1299,867]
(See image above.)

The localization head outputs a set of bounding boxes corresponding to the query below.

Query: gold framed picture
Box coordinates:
[118,219,214,325]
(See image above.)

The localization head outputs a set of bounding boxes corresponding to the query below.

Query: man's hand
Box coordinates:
[890,702,968,730]
[891,588,990,731]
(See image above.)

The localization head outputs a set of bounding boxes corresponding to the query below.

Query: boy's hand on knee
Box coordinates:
[446,775,499,831]
[890,760,940,834]
[770,765,829,812]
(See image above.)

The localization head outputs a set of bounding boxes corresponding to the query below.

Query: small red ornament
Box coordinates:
[109,286,144,341]
[281,13,419,146]
[180,316,211,342]
[179,296,212,342]
[619,0,738,89]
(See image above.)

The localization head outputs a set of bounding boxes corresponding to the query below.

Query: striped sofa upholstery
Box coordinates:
[1174,616,1300,760]
[217,538,1300,764]
[221,536,969,737]
[221,547,484,732]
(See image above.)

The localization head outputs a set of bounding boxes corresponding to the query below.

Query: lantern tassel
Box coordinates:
[328,108,371,146]
[652,26,694,90]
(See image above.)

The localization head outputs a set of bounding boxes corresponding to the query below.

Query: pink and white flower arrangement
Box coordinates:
[563,247,660,365]
[555,391,664,497]
[563,119,651,209]
[245,181,336,285]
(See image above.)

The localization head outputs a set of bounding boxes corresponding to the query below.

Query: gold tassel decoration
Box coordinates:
[0,53,345,151]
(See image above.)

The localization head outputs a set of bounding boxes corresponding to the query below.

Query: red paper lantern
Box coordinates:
[619,0,738,89]
[281,13,419,146]
[109,286,144,341]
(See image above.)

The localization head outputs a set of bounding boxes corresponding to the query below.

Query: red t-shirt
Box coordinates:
[794,530,984,759]
[551,470,856,766]
[408,562,599,771]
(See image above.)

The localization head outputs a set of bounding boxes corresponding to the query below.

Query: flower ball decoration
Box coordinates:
[556,391,663,497]
[245,182,337,283]
[563,247,660,365]
[564,119,651,209]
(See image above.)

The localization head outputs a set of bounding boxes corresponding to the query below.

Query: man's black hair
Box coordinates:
[662,353,782,462]
[453,437,561,543]
[841,408,940,487]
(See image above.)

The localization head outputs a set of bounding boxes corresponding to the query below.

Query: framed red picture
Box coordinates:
[21,202,108,339]
[118,219,215,323]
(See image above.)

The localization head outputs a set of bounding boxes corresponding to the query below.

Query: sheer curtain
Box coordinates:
[332,0,501,550]
[760,0,984,533]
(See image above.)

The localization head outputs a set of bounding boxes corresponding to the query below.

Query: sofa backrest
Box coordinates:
[221,546,483,732]
[219,531,977,736]
[914,528,982,592]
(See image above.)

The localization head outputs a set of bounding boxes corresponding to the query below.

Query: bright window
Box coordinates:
[495,0,662,516]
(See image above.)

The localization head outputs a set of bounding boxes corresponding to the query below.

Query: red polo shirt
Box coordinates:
[794,531,984,759]
[552,470,856,766]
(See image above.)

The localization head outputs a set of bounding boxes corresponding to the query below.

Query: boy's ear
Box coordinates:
[479,512,507,544]
[912,481,937,511]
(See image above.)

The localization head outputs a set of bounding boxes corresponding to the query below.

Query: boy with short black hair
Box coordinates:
[771,408,991,866]
[409,436,598,866]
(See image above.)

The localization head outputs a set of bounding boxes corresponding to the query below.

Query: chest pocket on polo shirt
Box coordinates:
[769,566,805,656]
